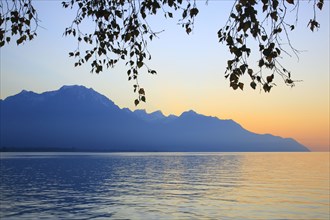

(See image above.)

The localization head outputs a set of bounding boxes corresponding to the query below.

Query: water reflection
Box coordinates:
[0,152,329,219]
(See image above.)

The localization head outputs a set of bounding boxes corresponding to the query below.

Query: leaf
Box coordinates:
[227,60,234,69]
[276,48,281,55]
[308,19,320,32]
[141,96,146,102]
[239,64,246,74]
[168,12,173,18]
[25,19,30,26]
[16,34,26,45]
[134,99,139,106]
[270,12,278,22]
[286,79,294,84]
[286,0,294,5]
[250,81,257,89]
[243,21,250,32]
[263,83,272,92]
[266,55,273,63]
[230,73,238,82]
[256,76,261,82]
[236,37,243,44]
[238,82,244,90]
[226,36,234,45]
[124,33,132,42]
[115,10,122,18]
[248,69,253,76]
[266,74,274,83]
[141,12,146,19]
[262,4,268,12]
[263,48,271,57]
[85,54,92,62]
[138,88,145,95]
[182,10,187,19]
[235,4,242,12]
[230,82,238,90]
[137,61,143,68]
[189,8,199,18]
[317,1,323,10]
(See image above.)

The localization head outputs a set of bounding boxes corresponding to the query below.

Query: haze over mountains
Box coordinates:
[0,85,309,152]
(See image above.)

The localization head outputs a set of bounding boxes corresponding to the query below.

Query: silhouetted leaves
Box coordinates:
[267,74,274,83]
[138,88,145,95]
[0,0,39,47]
[0,0,325,102]
[286,0,294,5]
[317,0,324,10]
[308,19,320,31]
[263,83,272,93]
[238,82,244,91]
[217,0,323,93]
[250,81,257,90]
[190,8,199,18]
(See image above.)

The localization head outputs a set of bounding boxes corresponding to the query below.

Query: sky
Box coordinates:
[0,1,329,151]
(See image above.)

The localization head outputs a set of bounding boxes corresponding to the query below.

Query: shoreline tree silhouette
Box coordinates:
[0,0,324,105]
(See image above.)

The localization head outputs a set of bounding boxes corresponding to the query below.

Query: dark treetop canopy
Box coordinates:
[0,0,324,104]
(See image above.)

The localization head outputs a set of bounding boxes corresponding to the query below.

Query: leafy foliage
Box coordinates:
[0,0,39,47]
[61,0,199,105]
[0,0,325,103]
[218,0,324,92]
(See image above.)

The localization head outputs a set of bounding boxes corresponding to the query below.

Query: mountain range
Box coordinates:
[0,85,309,152]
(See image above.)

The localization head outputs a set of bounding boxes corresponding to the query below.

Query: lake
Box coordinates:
[0,152,329,219]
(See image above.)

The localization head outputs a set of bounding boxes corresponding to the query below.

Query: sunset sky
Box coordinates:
[1,1,329,151]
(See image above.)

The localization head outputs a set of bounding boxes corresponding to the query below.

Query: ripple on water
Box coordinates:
[0,152,329,219]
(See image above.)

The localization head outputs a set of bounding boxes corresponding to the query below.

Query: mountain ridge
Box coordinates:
[0,85,310,152]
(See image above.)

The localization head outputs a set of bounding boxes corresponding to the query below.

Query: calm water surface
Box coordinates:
[0,152,329,219]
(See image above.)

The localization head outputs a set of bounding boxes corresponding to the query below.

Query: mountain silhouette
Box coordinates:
[0,85,309,152]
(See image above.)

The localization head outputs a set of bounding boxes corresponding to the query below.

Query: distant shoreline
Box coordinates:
[0,147,159,153]
[0,147,313,153]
